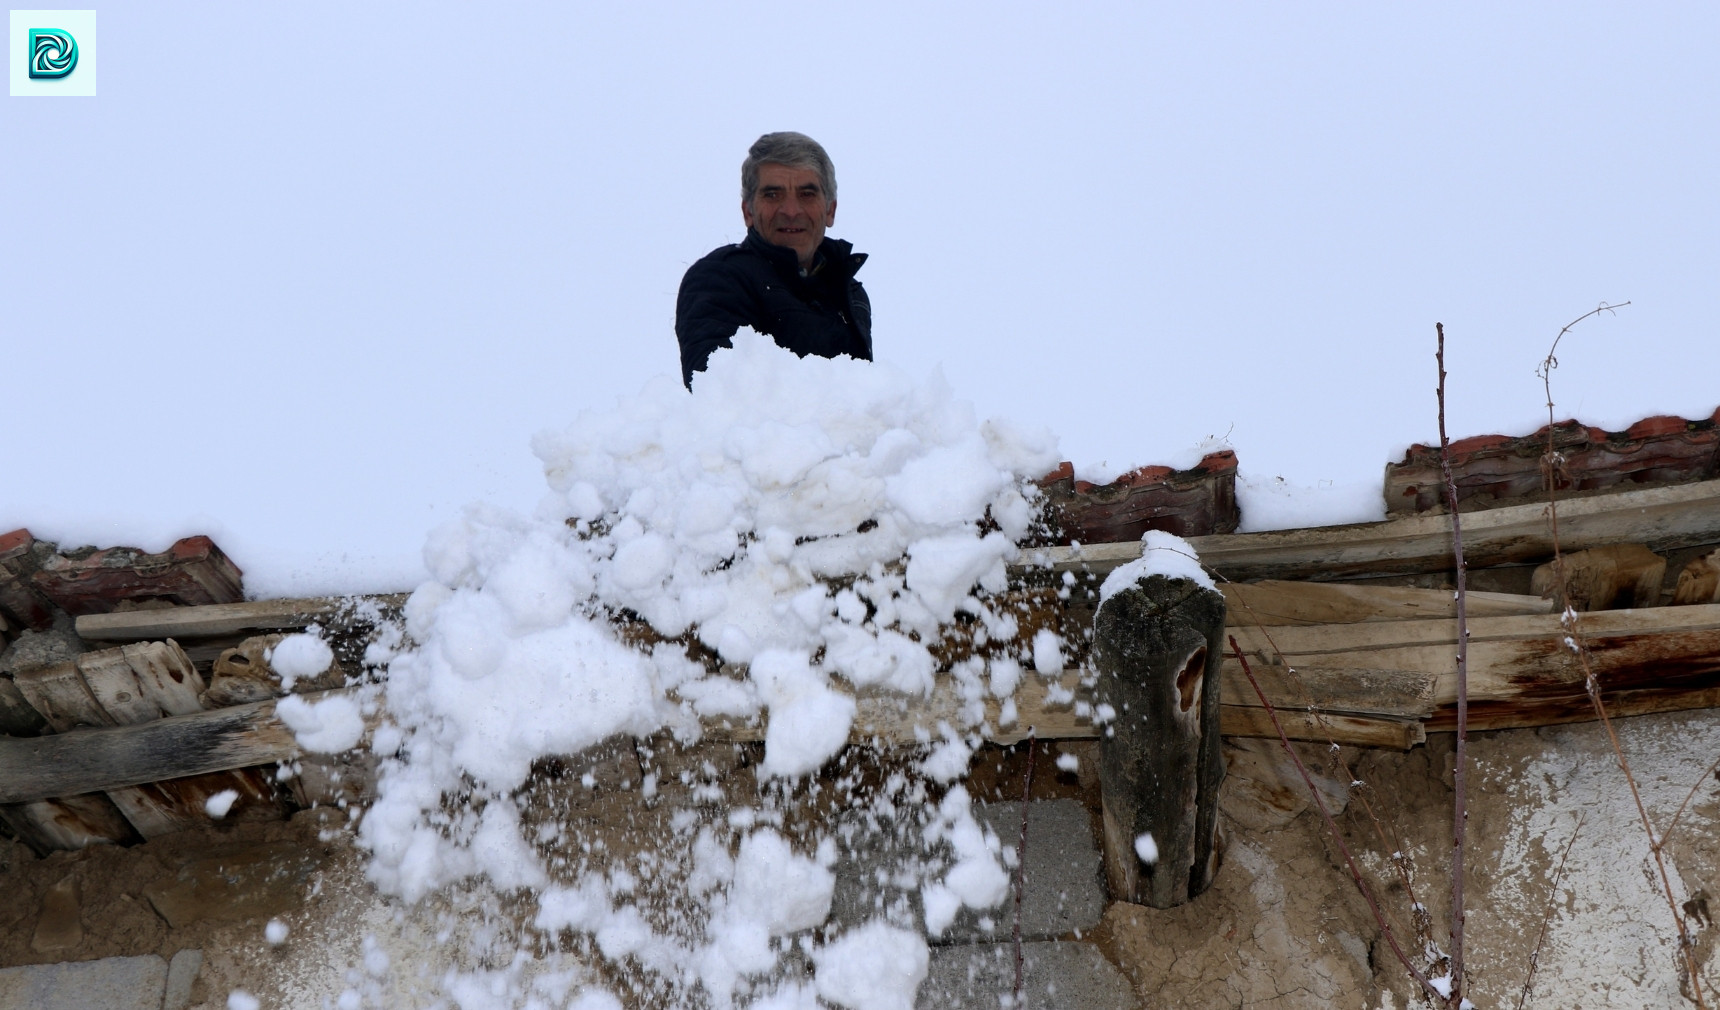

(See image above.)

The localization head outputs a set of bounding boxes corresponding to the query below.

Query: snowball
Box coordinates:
[1099,530,1214,602]
[752,650,855,779]
[269,632,333,690]
[730,829,835,935]
[1135,833,1159,865]
[276,694,365,753]
[1031,629,1064,675]
[568,992,625,1010]
[264,919,289,945]
[988,657,1021,699]
[903,532,1013,623]
[1055,753,1079,773]
[919,728,973,783]
[921,882,963,936]
[813,921,930,1010]
[203,789,239,819]
[227,993,260,1010]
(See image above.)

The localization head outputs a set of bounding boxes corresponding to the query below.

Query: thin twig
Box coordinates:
[1663,751,1720,845]
[1012,730,1036,1003]
[1436,322,1473,1007]
[1536,303,1706,1007]
[1515,813,1584,1010]
[1231,636,1445,1003]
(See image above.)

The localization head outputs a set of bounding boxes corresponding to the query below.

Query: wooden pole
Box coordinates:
[1093,573,1227,908]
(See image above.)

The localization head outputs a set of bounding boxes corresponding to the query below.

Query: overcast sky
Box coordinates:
[3,2,1716,595]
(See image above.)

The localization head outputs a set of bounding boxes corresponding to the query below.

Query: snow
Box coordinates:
[277,694,366,754]
[1031,628,1064,675]
[812,921,931,1010]
[1055,753,1080,773]
[1135,833,1159,866]
[227,993,260,1010]
[341,339,1030,1002]
[752,650,856,779]
[1100,530,1216,602]
[264,919,289,945]
[269,632,334,690]
[203,789,239,819]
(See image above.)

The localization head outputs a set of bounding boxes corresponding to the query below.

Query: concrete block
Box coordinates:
[918,941,1137,1010]
[0,954,168,1010]
[164,949,203,1010]
[829,798,1106,943]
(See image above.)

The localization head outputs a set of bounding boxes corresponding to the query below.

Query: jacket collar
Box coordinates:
[743,228,866,279]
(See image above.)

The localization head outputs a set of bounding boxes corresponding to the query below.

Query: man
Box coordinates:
[675,132,872,387]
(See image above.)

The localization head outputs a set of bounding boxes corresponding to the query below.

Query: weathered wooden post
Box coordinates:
[1093,572,1226,908]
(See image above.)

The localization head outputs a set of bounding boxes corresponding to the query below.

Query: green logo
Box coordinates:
[28,29,78,80]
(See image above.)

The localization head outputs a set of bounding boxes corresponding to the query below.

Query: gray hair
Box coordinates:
[741,132,837,208]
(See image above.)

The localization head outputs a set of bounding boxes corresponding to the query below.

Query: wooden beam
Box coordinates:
[1218,705,1425,750]
[1025,478,1720,581]
[0,694,313,805]
[1224,603,1720,710]
[75,594,407,642]
[15,600,1720,809]
[1220,580,1549,626]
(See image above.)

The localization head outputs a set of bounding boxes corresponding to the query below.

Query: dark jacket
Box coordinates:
[675,229,872,387]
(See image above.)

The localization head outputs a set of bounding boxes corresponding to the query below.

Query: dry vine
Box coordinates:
[1535,301,1709,1007]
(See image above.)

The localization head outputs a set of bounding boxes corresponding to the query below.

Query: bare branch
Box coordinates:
[1436,321,1473,1008]
[1515,813,1584,1010]
[1535,302,1706,1007]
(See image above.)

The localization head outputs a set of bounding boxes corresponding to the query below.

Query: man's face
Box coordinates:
[742,163,836,268]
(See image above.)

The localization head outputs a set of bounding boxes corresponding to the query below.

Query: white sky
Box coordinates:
[3,3,1716,596]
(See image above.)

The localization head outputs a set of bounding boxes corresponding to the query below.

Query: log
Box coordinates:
[75,594,408,642]
[203,635,287,707]
[0,794,141,855]
[0,693,314,804]
[1673,548,1720,605]
[13,661,116,731]
[13,600,1720,815]
[1224,603,1720,713]
[1529,544,1665,611]
[1092,574,1227,909]
[121,641,205,715]
[79,641,274,837]
[1027,478,1720,582]
[1220,580,1549,626]
[76,649,163,724]
[1218,705,1425,749]
[0,662,129,855]
[0,677,50,737]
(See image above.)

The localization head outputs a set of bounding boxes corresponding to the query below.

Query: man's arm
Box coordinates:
[675,253,759,388]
